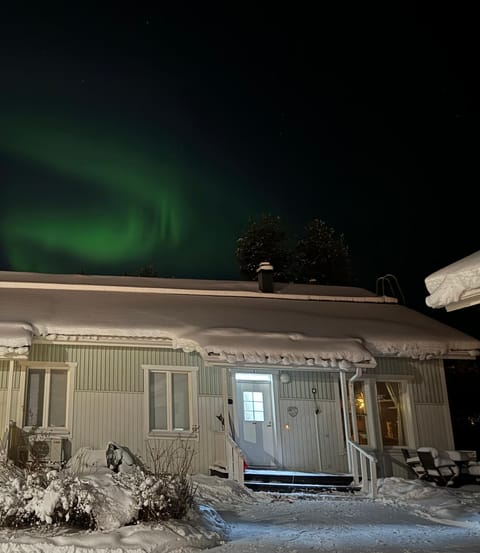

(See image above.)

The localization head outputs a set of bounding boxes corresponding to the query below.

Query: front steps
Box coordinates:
[244,468,359,494]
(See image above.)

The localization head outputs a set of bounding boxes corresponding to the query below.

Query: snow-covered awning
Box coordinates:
[0,322,33,357]
[1,271,479,364]
[425,250,480,312]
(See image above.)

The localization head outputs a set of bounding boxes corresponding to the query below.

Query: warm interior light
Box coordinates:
[355,392,365,412]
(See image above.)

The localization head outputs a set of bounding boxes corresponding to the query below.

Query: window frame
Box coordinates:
[143,365,198,438]
[18,362,75,435]
[353,375,415,449]
[242,390,265,422]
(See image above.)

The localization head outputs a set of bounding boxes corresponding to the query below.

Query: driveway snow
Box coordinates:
[2,475,480,552]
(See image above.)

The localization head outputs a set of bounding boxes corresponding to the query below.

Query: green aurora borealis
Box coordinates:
[1,4,479,346]
[0,108,252,277]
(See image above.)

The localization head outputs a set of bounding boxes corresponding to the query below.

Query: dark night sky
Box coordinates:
[0,5,478,337]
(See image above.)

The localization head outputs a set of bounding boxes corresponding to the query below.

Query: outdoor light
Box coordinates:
[280,372,291,384]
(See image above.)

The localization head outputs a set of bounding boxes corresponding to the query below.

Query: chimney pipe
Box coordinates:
[257,261,274,293]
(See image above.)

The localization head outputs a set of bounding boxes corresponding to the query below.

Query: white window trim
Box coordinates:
[17,361,75,437]
[355,377,416,450]
[142,365,198,438]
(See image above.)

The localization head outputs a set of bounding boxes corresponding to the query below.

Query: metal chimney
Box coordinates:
[257,261,274,293]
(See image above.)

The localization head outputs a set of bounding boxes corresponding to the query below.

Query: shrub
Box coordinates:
[132,439,197,521]
[0,438,198,529]
[0,460,100,528]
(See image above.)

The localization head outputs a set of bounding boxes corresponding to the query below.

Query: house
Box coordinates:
[1,266,479,484]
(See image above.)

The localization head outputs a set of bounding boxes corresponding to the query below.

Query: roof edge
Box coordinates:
[0,280,398,304]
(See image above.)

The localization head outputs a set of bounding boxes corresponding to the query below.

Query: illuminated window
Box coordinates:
[376,382,405,446]
[24,368,69,428]
[243,391,265,422]
[354,381,368,444]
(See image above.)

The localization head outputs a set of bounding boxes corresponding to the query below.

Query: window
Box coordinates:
[147,368,196,433]
[24,367,69,428]
[352,380,408,447]
[376,381,405,446]
[243,391,265,422]
[353,381,368,445]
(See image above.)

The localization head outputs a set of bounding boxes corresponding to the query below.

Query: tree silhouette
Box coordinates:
[236,215,352,284]
[292,218,351,285]
[236,214,290,281]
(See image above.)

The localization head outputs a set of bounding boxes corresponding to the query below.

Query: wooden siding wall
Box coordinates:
[198,396,225,473]
[371,357,454,476]
[0,390,7,431]
[0,362,8,425]
[278,398,347,472]
[275,359,453,476]
[279,370,336,400]
[0,362,18,431]
[25,343,223,473]
[4,344,454,477]
[0,361,10,389]
[277,371,347,472]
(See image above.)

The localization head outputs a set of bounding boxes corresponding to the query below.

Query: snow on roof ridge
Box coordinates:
[0,278,398,304]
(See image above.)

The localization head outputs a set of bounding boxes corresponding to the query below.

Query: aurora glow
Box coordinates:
[0,102,255,277]
[0,4,478,334]
[0,109,187,270]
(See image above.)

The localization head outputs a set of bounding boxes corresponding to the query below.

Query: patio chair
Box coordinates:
[467,463,480,482]
[401,448,426,479]
[417,447,459,486]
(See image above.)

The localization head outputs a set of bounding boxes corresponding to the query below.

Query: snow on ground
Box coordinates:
[3,475,480,552]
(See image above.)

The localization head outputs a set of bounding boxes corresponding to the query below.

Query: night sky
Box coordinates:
[1,6,478,337]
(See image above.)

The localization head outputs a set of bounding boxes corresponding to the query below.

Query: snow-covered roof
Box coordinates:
[425,250,480,311]
[0,271,479,365]
[0,270,379,298]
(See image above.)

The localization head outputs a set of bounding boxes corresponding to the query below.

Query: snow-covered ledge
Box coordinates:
[425,250,480,311]
[0,322,33,358]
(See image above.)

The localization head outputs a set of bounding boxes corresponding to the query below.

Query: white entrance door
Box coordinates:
[234,374,276,467]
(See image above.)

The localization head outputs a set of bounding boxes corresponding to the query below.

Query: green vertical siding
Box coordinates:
[30,343,208,393]
[29,343,67,362]
[373,357,413,376]
[0,361,19,390]
[279,370,336,400]
[199,365,222,396]
[410,359,445,404]
[370,357,445,404]
[0,361,9,389]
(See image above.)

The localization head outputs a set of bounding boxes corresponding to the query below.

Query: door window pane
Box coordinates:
[376,382,405,446]
[149,372,167,430]
[48,370,68,427]
[243,391,265,422]
[172,373,190,431]
[25,369,45,427]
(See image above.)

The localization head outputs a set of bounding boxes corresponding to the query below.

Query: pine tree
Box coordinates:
[235,214,290,281]
[292,218,351,285]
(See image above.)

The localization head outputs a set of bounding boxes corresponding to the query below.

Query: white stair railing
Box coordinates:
[347,438,377,498]
[226,435,245,485]
[213,431,245,485]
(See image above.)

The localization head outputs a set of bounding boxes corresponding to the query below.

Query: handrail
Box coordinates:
[225,434,245,485]
[346,438,377,498]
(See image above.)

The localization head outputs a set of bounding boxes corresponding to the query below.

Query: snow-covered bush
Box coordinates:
[0,439,198,529]
[122,439,197,521]
[0,463,101,528]
[116,466,195,521]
